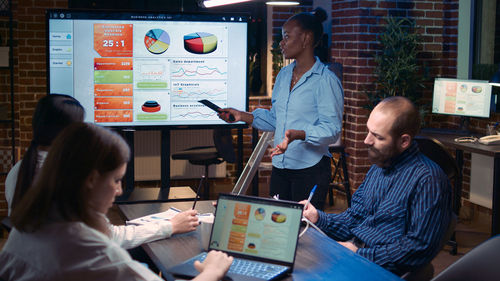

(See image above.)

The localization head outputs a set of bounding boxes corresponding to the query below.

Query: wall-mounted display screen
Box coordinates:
[47,10,248,127]
[432,78,492,118]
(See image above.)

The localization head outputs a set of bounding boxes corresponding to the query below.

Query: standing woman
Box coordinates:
[0,123,232,281]
[220,8,343,210]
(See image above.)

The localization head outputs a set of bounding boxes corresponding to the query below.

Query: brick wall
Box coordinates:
[329,0,461,188]
[267,1,499,208]
[0,0,68,217]
[330,1,500,204]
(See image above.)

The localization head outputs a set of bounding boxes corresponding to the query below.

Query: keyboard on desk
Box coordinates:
[192,252,289,280]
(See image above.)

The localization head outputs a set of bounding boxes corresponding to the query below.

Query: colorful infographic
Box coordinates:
[183,32,217,54]
[144,29,170,55]
[91,22,230,124]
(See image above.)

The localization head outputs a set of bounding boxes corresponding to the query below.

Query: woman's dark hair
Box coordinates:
[11,94,85,211]
[11,123,130,234]
[288,7,327,48]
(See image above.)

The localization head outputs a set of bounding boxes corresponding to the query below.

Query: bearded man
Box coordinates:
[302,96,452,275]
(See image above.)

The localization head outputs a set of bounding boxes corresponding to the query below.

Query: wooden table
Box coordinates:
[118,201,401,281]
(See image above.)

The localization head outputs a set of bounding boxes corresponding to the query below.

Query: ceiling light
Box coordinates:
[203,0,252,8]
[266,1,300,5]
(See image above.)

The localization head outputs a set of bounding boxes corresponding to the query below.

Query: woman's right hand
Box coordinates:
[218,108,240,123]
[170,209,199,234]
[193,250,233,281]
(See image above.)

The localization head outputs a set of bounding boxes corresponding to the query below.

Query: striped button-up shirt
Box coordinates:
[316,141,452,274]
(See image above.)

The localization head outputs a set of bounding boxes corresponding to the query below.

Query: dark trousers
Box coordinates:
[270,156,331,211]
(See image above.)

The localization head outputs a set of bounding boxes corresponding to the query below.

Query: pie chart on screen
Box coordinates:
[144,29,170,54]
[184,32,217,54]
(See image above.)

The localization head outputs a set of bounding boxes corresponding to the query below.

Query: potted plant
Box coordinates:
[368,17,426,107]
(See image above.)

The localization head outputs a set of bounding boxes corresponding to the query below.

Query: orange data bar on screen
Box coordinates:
[233,203,251,219]
[94,84,133,97]
[94,97,133,110]
[94,57,133,70]
[94,110,133,123]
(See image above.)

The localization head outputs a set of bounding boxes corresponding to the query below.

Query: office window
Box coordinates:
[471,0,500,80]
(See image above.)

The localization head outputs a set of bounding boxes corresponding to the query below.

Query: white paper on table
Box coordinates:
[126,207,215,225]
[126,208,180,225]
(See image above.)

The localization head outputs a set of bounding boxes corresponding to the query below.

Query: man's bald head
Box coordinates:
[372,96,420,139]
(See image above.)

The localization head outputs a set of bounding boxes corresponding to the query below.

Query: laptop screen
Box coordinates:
[209,193,303,264]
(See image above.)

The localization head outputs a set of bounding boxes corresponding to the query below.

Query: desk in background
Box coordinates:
[421,132,500,236]
[115,186,197,204]
[118,201,401,281]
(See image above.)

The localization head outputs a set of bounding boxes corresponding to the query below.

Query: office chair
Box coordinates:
[401,136,461,281]
[431,235,500,281]
[415,136,460,255]
[401,212,457,281]
[171,128,235,199]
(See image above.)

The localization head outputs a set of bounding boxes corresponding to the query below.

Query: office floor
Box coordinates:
[0,191,491,278]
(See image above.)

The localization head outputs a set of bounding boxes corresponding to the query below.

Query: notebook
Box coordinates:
[167,193,303,280]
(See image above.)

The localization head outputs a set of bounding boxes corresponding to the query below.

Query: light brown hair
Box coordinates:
[11,123,130,234]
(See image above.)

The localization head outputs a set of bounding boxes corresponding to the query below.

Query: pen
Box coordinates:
[169,207,182,213]
[192,175,205,210]
[304,185,317,210]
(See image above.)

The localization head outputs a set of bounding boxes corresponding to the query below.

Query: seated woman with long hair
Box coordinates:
[6,94,85,215]
[5,94,200,252]
[0,123,233,281]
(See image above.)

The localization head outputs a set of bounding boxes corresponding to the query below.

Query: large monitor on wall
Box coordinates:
[432,78,492,118]
[46,9,248,127]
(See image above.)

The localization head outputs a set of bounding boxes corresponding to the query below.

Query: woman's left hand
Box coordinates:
[270,129,305,157]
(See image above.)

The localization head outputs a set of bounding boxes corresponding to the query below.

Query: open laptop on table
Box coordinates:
[167,193,303,280]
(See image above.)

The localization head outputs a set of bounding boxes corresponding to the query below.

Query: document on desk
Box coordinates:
[126,207,214,225]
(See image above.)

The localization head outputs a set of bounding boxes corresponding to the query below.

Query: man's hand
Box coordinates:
[338,241,359,253]
[299,199,319,224]
[171,209,199,234]
[271,129,305,157]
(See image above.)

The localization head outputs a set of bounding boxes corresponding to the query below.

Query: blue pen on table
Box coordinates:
[304,185,317,210]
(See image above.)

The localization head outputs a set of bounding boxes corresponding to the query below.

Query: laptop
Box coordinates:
[167,193,303,280]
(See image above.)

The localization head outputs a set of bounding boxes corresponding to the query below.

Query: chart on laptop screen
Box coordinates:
[211,197,302,263]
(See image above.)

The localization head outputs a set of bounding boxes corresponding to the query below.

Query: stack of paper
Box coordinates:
[126,207,214,225]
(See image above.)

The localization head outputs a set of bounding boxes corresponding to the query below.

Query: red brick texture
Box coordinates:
[268,1,498,205]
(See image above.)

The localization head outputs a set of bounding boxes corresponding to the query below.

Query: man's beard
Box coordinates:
[367,142,399,168]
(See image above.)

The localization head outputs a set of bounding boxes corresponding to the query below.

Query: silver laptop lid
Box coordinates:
[209,193,303,269]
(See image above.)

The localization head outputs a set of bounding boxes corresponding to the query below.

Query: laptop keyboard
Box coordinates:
[195,252,289,280]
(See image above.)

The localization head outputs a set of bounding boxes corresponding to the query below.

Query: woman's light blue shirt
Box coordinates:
[252,57,343,169]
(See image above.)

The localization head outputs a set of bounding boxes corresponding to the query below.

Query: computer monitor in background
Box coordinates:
[46,9,248,128]
[432,78,492,118]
